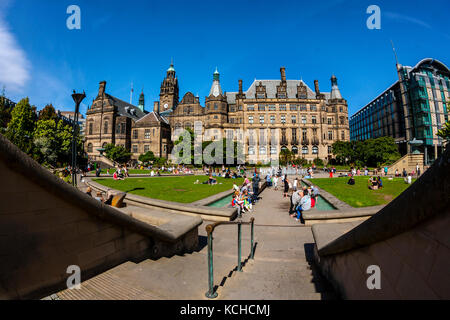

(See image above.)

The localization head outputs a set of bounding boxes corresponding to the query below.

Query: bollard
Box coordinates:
[205,231,217,299]
[237,222,242,272]
[250,218,254,259]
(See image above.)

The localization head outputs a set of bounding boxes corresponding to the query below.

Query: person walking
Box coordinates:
[252,173,261,203]
[293,177,298,192]
[283,175,289,198]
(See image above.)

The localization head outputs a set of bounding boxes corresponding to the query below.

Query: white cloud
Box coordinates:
[0,16,30,93]
[385,12,432,30]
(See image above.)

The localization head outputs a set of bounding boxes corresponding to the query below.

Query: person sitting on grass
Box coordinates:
[347,174,355,185]
[368,176,378,190]
[207,174,217,185]
[377,176,383,189]
[404,174,412,185]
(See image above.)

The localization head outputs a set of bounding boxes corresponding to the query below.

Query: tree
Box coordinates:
[332,137,400,167]
[138,151,156,165]
[104,144,131,164]
[437,105,450,145]
[38,104,58,121]
[5,98,35,154]
[363,137,400,167]
[33,119,58,166]
[0,96,12,130]
[437,122,450,144]
[279,148,293,165]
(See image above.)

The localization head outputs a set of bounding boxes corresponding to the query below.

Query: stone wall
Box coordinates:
[312,145,449,299]
[0,134,200,299]
[388,153,424,175]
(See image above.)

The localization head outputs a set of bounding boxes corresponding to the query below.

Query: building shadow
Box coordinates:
[303,243,339,300]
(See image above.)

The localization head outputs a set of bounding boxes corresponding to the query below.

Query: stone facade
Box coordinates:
[85,81,171,161]
[166,65,350,163]
[85,63,350,164]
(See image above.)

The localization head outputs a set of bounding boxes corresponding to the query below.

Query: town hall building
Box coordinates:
[84,62,350,164]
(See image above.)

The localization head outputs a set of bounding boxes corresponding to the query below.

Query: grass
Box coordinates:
[93,175,244,203]
[310,176,416,208]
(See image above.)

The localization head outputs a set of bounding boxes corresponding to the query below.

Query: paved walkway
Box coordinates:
[55,186,336,300]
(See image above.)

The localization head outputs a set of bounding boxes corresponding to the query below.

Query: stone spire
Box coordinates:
[138,89,145,112]
[330,75,342,99]
[209,67,223,97]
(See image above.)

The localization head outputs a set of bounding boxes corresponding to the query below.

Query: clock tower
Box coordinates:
[159,61,179,114]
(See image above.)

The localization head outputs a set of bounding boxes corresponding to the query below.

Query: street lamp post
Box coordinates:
[71,90,86,187]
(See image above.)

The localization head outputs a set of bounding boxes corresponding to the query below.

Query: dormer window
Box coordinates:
[278,93,286,99]
[257,93,265,99]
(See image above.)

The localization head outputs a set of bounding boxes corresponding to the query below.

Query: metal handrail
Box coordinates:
[205,217,255,299]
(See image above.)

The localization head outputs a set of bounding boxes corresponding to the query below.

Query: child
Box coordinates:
[242,189,252,212]
[231,193,244,217]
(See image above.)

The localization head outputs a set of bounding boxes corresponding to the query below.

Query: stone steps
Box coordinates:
[54,188,337,300]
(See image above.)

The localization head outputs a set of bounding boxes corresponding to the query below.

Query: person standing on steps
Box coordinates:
[252,173,261,203]
[283,175,289,198]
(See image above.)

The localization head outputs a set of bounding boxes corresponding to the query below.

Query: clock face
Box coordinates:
[164,103,169,109]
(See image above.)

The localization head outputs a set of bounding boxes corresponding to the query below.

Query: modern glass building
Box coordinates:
[350,58,449,164]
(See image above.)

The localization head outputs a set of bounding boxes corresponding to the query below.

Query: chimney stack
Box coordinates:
[154,101,160,114]
[98,81,106,97]
[280,67,286,83]
[238,79,243,94]
[314,80,320,94]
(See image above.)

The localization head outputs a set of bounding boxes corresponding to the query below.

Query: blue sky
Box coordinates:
[0,0,449,117]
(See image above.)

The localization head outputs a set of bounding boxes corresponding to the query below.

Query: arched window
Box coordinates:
[104,121,108,134]
[302,146,308,154]
[292,146,298,155]
[87,143,93,153]
[312,146,318,154]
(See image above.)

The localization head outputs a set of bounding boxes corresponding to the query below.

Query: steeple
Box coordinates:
[209,67,223,97]
[166,59,176,78]
[330,75,342,100]
[138,89,145,112]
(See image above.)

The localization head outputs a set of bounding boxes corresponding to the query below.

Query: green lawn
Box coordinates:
[310,176,416,207]
[93,175,244,203]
